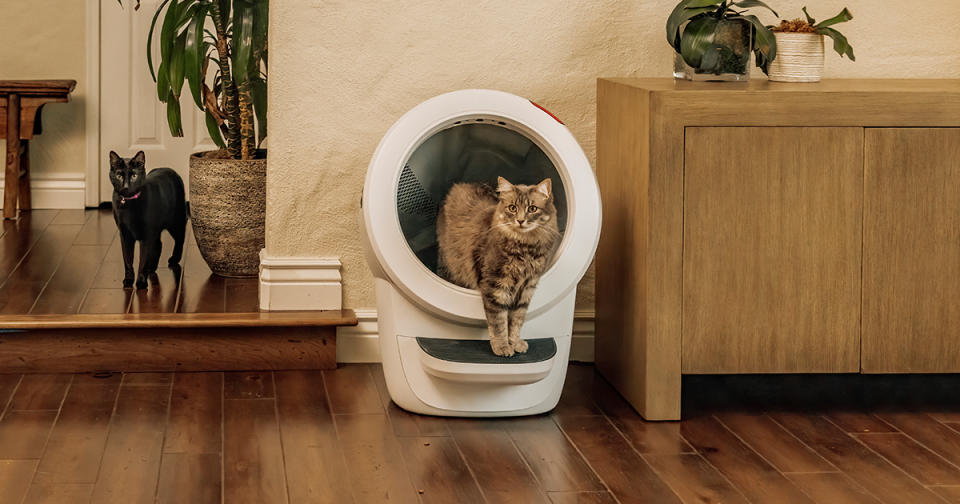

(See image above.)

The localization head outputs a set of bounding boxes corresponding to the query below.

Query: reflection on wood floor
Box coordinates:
[0,208,259,315]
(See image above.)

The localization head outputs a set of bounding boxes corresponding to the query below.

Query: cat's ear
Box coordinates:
[131,151,145,168]
[535,178,552,197]
[497,176,514,193]
[109,151,121,169]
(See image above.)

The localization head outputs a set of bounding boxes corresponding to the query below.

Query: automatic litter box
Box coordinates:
[361,89,601,416]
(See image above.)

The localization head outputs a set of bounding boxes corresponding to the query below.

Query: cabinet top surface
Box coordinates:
[600,78,960,94]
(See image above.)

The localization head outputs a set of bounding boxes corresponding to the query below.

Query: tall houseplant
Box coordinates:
[124,0,268,277]
[667,0,778,81]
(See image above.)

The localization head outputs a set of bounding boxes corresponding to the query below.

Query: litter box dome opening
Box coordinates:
[362,89,601,322]
[396,122,569,277]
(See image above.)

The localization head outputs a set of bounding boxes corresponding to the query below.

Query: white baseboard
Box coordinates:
[336,309,596,363]
[258,252,343,311]
[0,173,85,210]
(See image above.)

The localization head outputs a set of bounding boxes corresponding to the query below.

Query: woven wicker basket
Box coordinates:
[768,32,824,83]
[189,153,266,277]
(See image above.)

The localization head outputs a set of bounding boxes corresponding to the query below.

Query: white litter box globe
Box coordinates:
[361,89,601,416]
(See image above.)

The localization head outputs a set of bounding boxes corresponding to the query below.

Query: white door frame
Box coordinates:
[84,0,101,206]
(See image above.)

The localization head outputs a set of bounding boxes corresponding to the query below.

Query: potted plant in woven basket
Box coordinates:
[667,0,779,81]
[122,0,267,277]
[767,7,855,83]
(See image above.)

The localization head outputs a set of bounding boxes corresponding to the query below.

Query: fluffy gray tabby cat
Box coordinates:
[437,176,560,356]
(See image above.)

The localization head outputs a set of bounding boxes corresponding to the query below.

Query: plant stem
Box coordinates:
[209,1,241,158]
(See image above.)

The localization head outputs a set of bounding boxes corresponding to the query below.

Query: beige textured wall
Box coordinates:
[267,0,960,311]
[0,0,86,179]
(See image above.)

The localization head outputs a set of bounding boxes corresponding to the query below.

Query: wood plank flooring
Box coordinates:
[0,365,955,503]
[0,209,258,316]
[5,210,960,503]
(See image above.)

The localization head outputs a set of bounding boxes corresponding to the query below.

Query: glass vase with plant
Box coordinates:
[667,0,778,81]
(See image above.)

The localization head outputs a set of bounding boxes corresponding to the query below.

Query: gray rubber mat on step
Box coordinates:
[416,337,556,364]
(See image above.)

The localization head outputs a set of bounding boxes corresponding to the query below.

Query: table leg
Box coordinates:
[18,140,30,211]
[4,93,20,219]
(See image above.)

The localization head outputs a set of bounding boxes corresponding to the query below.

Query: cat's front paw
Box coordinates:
[511,338,529,354]
[122,277,134,289]
[135,278,148,290]
[491,339,515,357]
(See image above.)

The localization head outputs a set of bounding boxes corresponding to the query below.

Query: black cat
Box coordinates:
[109,151,187,289]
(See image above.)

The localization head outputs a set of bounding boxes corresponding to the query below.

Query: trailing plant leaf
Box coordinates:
[232,1,255,84]
[157,61,170,103]
[184,6,206,108]
[166,92,183,136]
[680,16,720,69]
[146,0,172,81]
[733,0,777,17]
[815,8,852,29]
[205,109,226,148]
[159,0,180,82]
[168,32,187,100]
[818,26,856,60]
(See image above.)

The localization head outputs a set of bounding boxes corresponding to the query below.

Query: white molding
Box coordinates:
[85,0,101,207]
[259,251,343,311]
[335,309,596,364]
[0,173,86,210]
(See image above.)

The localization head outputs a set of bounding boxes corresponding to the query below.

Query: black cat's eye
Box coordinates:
[528,205,538,213]
[507,204,518,213]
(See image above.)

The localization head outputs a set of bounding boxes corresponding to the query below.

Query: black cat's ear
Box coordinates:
[109,151,121,169]
[132,151,145,168]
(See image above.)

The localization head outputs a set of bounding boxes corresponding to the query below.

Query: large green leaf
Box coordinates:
[146,0,172,81]
[733,0,777,17]
[680,16,720,69]
[205,109,226,148]
[232,1,255,83]
[818,26,856,60]
[666,0,720,50]
[252,0,268,69]
[168,31,187,100]
[156,60,170,102]
[166,92,183,136]
[815,8,853,29]
[159,0,180,74]
[184,5,206,108]
[251,76,267,145]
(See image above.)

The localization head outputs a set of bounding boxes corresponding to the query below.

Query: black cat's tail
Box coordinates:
[185,201,191,221]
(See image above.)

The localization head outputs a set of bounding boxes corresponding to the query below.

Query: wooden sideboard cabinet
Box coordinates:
[595,78,960,420]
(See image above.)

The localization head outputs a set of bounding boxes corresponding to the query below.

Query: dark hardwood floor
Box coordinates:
[0,209,259,315]
[1,366,960,504]
[4,210,960,503]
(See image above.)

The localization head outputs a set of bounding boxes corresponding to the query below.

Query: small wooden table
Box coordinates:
[0,80,77,219]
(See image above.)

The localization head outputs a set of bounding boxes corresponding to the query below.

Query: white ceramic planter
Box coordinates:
[768,32,824,83]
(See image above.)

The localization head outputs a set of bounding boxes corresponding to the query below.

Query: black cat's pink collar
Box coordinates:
[120,192,141,205]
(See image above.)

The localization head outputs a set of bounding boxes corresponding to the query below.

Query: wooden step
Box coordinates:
[0,310,357,373]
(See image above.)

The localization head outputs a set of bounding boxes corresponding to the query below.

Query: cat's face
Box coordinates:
[495,177,555,234]
[109,150,147,197]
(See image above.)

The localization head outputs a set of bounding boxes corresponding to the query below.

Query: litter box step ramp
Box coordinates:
[416,336,557,385]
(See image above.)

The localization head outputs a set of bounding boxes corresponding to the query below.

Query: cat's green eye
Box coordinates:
[508,204,518,213]
[528,205,538,213]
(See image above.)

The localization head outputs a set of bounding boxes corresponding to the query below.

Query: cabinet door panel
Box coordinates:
[683,127,862,373]
[863,128,960,372]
